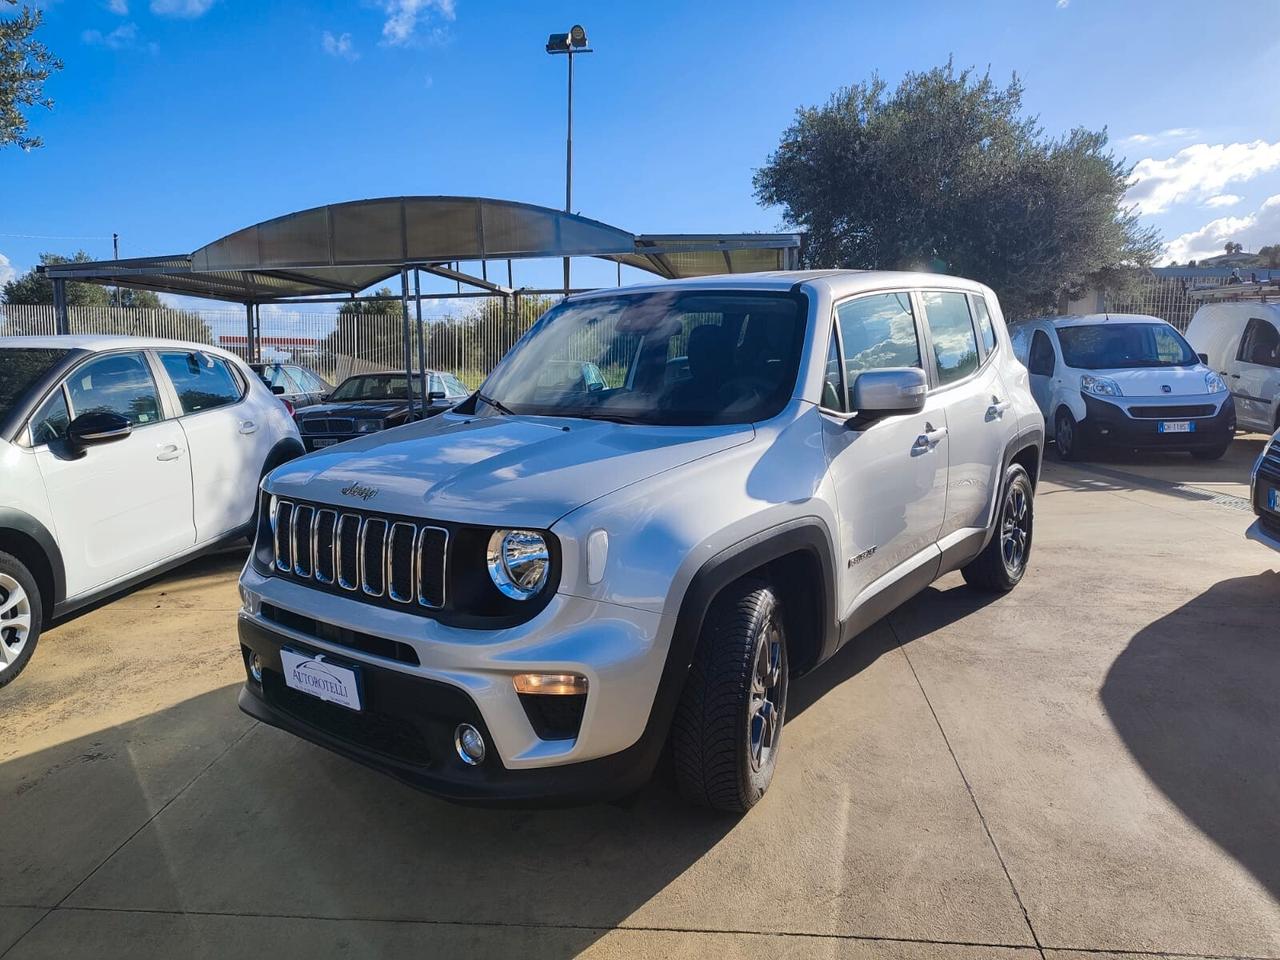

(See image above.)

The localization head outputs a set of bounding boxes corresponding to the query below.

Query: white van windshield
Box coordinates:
[1057,324,1197,370]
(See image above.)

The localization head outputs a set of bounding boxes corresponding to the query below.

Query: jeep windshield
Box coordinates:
[1057,323,1197,370]
[0,348,70,420]
[476,291,807,425]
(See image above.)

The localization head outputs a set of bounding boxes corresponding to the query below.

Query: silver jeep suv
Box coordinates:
[237,271,1044,813]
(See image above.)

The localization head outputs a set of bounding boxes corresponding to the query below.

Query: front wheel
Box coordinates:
[0,551,42,689]
[1054,409,1087,461]
[670,579,789,814]
[962,464,1034,593]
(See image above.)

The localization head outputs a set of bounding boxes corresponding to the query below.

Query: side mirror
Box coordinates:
[427,390,446,403]
[271,384,286,395]
[1197,352,1209,364]
[67,411,132,448]
[848,368,928,428]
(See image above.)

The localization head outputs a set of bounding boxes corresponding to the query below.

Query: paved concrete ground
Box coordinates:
[1,448,1276,959]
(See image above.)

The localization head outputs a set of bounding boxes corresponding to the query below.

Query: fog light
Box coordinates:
[513,673,588,696]
[248,652,263,683]
[454,723,486,765]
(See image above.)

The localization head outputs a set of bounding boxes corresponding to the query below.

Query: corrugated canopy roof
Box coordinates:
[40,197,801,302]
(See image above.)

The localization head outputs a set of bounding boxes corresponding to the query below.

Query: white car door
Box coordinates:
[32,350,196,598]
[821,291,947,606]
[919,290,1015,539]
[156,350,273,543]
[1229,317,1280,431]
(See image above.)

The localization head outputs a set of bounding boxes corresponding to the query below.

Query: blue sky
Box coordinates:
[2,0,1279,303]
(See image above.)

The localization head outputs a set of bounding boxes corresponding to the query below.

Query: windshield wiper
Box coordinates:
[476,392,516,416]
[564,411,650,425]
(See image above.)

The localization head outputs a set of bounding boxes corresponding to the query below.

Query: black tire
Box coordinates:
[0,550,43,689]
[671,579,789,814]
[962,464,1034,593]
[1054,408,1087,461]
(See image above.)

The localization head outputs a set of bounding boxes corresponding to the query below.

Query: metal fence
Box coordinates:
[0,295,559,389]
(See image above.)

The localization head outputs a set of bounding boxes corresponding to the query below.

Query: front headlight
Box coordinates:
[1205,371,1227,394]
[355,419,383,433]
[1081,374,1123,397]
[487,529,551,600]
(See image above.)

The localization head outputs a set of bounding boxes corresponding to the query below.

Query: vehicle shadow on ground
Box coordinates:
[789,580,1002,720]
[1101,571,1280,901]
[1043,433,1265,491]
[0,683,739,958]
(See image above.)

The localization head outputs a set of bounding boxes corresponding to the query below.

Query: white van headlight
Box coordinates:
[1081,374,1123,397]
[487,529,551,599]
[1204,371,1227,394]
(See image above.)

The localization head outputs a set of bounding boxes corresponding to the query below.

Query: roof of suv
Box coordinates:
[568,269,988,302]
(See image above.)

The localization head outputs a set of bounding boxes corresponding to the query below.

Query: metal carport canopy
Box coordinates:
[40,197,803,302]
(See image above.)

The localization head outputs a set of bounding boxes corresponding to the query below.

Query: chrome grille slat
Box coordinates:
[270,499,448,611]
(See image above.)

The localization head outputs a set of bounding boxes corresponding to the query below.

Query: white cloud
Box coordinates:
[0,254,16,288]
[1162,194,1280,263]
[1204,194,1242,208]
[1126,139,1280,215]
[380,0,455,46]
[1118,128,1200,148]
[321,30,358,60]
[106,0,129,13]
[82,22,139,49]
[149,0,216,17]
[1056,0,1069,8]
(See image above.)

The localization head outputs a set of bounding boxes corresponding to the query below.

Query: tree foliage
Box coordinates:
[753,62,1162,318]
[1,1,61,151]
[3,251,110,305]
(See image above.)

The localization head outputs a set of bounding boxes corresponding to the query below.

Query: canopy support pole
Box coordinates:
[414,268,428,407]
[399,269,416,420]
[53,279,69,335]
[244,303,255,362]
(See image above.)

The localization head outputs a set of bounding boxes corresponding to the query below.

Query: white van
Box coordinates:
[1186,298,1280,434]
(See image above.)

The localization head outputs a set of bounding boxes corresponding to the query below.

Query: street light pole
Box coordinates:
[546,25,591,296]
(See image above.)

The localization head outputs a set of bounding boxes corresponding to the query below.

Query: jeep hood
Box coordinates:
[266,413,753,528]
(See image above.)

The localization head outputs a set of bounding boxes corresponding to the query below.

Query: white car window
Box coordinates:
[67,352,163,425]
[921,291,980,385]
[160,351,245,415]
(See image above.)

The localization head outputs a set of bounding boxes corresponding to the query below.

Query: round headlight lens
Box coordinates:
[487,529,551,600]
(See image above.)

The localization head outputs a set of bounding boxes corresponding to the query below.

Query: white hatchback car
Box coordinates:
[0,336,304,686]
[1010,314,1235,460]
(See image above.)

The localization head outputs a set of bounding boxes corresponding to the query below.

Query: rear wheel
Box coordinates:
[0,551,42,689]
[962,464,1034,593]
[1054,409,1086,461]
[671,579,788,814]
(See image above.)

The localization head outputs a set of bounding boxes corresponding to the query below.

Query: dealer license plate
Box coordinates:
[1158,420,1194,433]
[280,648,362,711]
[311,438,340,448]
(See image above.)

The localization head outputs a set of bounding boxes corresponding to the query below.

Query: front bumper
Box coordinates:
[236,565,676,804]
[1080,393,1235,449]
[238,618,660,805]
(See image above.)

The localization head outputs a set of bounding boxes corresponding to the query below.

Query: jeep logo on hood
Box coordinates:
[340,482,379,501]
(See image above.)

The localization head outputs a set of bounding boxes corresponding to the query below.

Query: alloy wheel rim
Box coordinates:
[1000,484,1030,574]
[0,573,32,673]
[748,619,784,772]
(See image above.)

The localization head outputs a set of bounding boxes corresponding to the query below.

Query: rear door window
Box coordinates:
[159,351,245,414]
[920,291,980,385]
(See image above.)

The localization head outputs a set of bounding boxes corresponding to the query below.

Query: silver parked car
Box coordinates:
[236,271,1043,812]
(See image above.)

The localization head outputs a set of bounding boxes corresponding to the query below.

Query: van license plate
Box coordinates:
[280,648,362,711]
[1158,421,1194,433]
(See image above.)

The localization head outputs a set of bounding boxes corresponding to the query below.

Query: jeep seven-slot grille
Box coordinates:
[273,499,447,610]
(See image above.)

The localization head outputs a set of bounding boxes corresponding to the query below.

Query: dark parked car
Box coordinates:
[293,370,470,451]
[250,362,332,414]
